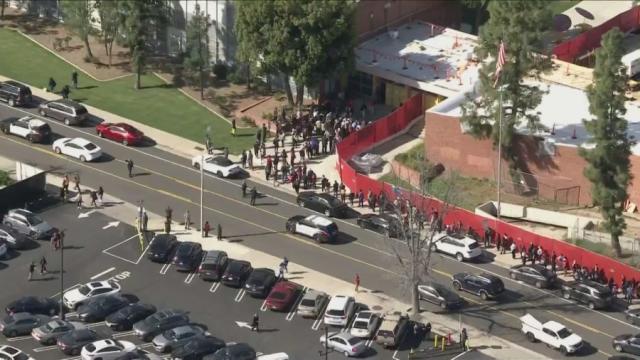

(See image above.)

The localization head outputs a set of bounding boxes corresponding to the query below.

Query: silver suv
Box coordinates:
[2,209,54,239]
[39,99,89,125]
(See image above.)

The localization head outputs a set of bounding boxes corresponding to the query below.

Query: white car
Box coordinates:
[256,353,290,360]
[192,155,242,177]
[350,310,380,338]
[81,339,136,360]
[286,215,339,243]
[63,280,121,310]
[0,345,34,360]
[52,137,102,162]
[430,232,482,261]
[320,331,367,357]
[323,295,356,327]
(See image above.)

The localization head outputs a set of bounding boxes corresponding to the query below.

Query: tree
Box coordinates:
[460,0,491,35]
[94,0,120,67]
[118,0,170,89]
[1,0,6,20]
[184,4,211,100]
[579,28,633,257]
[460,1,552,171]
[60,0,95,58]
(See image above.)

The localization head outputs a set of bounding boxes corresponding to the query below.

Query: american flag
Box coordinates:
[494,40,506,87]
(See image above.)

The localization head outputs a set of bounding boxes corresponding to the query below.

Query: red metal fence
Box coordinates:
[553,6,640,62]
[336,95,640,284]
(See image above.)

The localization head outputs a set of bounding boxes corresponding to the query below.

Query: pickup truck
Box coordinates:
[0,116,52,143]
[520,313,583,355]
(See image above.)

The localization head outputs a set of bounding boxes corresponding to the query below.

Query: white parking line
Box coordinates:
[102,234,141,265]
[33,345,58,352]
[65,312,78,317]
[112,330,136,338]
[50,283,81,298]
[184,271,197,284]
[159,263,171,275]
[392,350,400,360]
[234,289,246,303]
[60,356,81,360]
[6,335,33,342]
[90,267,116,280]
[209,282,221,293]
[134,240,153,264]
[286,286,307,321]
[260,300,268,312]
[86,322,105,329]
[365,338,374,347]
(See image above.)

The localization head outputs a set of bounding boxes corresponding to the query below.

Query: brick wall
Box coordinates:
[425,111,640,206]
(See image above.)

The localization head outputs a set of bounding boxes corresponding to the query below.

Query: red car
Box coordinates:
[96,122,143,146]
[265,281,300,311]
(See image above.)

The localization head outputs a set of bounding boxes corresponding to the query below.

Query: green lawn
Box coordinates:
[0,29,256,154]
[548,0,579,15]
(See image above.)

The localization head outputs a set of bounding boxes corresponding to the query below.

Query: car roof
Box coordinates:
[355,311,374,320]
[203,250,225,261]
[17,116,46,126]
[272,281,297,292]
[69,137,93,146]
[12,312,35,320]
[52,98,84,108]
[302,289,326,300]
[544,321,567,332]
[9,208,33,216]
[305,215,334,226]
[3,80,28,88]
[327,295,352,309]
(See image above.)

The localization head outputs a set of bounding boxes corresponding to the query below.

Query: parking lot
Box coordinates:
[0,193,462,360]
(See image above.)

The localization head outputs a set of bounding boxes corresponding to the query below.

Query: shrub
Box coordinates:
[228,65,247,85]
[240,115,256,127]
[212,63,229,80]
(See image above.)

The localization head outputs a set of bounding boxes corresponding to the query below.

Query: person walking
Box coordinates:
[510,241,517,259]
[354,273,360,293]
[76,191,83,209]
[231,118,237,137]
[184,210,191,230]
[39,256,47,274]
[247,150,254,170]
[90,190,98,208]
[28,262,35,281]
[205,134,213,155]
[97,186,104,205]
[126,159,134,178]
[61,85,70,99]
[251,313,259,332]
[281,257,289,273]
[277,264,285,281]
[241,180,247,197]
[203,221,211,238]
[47,77,57,92]
[250,187,257,206]
[71,71,78,89]
[217,223,222,241]
[142,211,148,233]
[461,328,469,351]
[241,151,247,168]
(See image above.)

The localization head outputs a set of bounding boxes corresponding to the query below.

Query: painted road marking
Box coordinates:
[312,302,330,331]
[209,282,221,293]
[234,289,246,303]
[184,271,197,284]
[106,271,131,283]
[135,239,153,264]
[286,286,307,321]
[260,300,268,312]
[102,234,143,265]
[33,345,58,352]
[90,267,116,280]
[112,330,136,338]
[7,335,33,341]
[159,263,171,275]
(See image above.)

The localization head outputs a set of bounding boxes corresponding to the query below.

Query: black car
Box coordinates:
[561,280,614,309]
[172,241,204,271]
[132,309,189,342]
[77,294,131,322]
[244,268,277,298]
[198,250,229,281]
[625,308,640,326]
[0,80,32,107]
[115,349,159,359]
[5,296,58,316]
[357,213,402,237]
[171,336,226,360]
[56,328,100,356]
[147,234,178,263]
[509,264,557,289]
[452,273,505,300]
[0,224,30,249]
[613,334,640,356]
[206,342,256,360]
[0,312,49,337]
[417,282,463,310]
[106,303,157,331]
[296,191,348,218]
[221,260,253,288]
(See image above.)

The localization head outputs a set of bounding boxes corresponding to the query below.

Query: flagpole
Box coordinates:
[496,90,503,231]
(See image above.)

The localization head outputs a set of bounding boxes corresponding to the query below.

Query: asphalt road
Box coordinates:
[0,102,638,360]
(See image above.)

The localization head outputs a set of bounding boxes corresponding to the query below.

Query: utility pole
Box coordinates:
[496,89,503,233]
[317,325,329,359]
[59,230,65,320]
[200,153,204,235]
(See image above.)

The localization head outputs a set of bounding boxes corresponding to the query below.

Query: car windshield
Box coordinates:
[229,262,245,272]
[84,143,97,150]
[300,299,316,307]
[347,337,362,345]
[325,196,342,207]
[210,157,233,166]
[36,124,51,132]
[353,320,368,329]
[78,285,91,295]
[76,107,88,115]
[23,213,43,225]
[326,309,344,316]
[270,291,287,300]
[44,321,58,331]
[320,224,338,233]
[596,290,611,298]
[468,242,479,249]
[557,328,572,339]
[14,353,30,360]
[201,263,217,270]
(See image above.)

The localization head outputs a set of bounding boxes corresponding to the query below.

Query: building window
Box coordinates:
[348,71,373,98]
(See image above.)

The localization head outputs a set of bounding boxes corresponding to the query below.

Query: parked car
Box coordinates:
[152,324,207,353]
[31,319,83,345]
[96,122,143,146]
[417,282,463,310]
[2,208,55,240]
[114,349,161,360]
[356,213,401,237]
[0,345,33,360]
[323,295,356,327]
[297,290,329,318]
[221,260,252,287]
[296,191,349,218]
[63,280,121,310]
[57,329,101,356]
[520,313,583,355]
[172,241,204,272]
[286,215,339,243]
[624,307,640,326]
[39,99,89,125]
[0,223,30,249]
[105,303,156,331]
[192,155,242,178]
[207,343,256,360]
[452,273,505,300]
[5,296,58,316]
[350,153,383,174]
[0,312,49,337]
[52,137,103,162]
[350,311,380,338]
[320,331,367,357]
[80,339,136,360]
[0,241,7,260]
[198,250,229,281]
[613,334,640,356]
[147,234,178,263]
[561,280,614,309]
[1,116,51,143]
[265,281,300,312]
[133,309,189,342]
[0,80,32,107]
[374,312,409,348]
[509,264,557,289]
[430,232,482,262]
[245,268,277,298]
[171,336,226,360]
[77,295,132,322]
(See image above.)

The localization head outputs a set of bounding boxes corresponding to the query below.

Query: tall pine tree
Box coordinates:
[579,28,633,257]
[461,1,552,170]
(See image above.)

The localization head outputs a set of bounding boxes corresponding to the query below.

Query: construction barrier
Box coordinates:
[336,95,640,284]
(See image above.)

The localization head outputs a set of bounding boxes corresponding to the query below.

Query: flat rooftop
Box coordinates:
[355,21,479,98]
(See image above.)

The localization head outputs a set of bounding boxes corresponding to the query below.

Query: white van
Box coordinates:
[323,295,356,326]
